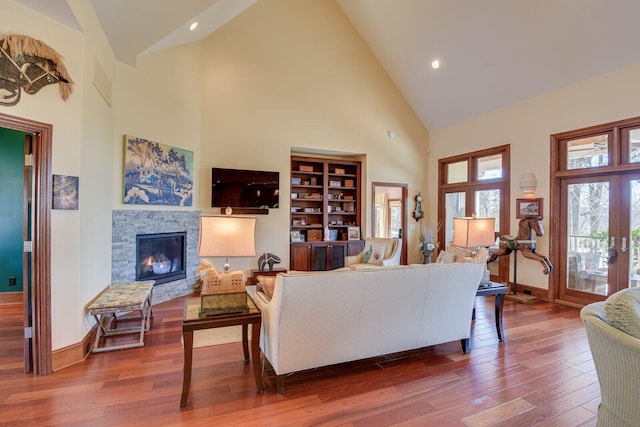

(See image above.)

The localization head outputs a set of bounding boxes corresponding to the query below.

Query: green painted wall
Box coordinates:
[0,128,24,292]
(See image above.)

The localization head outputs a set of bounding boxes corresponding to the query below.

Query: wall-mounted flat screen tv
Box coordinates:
[211,167,279,211]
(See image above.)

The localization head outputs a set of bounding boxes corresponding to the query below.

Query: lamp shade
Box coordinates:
[452,217,496,248]
[197,215,256,258]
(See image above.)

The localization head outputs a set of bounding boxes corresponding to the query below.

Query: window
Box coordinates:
[438,145,510,282]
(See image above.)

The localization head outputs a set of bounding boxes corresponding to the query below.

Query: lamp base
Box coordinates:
[201,292,248,316]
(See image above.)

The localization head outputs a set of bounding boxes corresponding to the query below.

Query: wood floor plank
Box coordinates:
[0,294,601,426]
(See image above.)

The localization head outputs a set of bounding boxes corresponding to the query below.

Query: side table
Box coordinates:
[475,282,507,341]
[180,289,263,407]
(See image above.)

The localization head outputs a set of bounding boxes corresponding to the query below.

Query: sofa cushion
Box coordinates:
[256,275,276,300]
[363,242,387,264]
[349,263,385,271]
[604,287,640,339]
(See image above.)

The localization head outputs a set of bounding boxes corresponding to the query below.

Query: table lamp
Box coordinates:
[452,216,496,285]
[197,215,256,273]
[197,215,256,314]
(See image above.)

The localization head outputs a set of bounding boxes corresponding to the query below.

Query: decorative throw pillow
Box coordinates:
[366,243,387,265]
[604,287,640,339]
[447,245,473,262]
[436,250,455,264]
[256,275,276,300]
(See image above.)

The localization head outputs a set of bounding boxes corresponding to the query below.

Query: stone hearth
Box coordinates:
[112,210,200,303]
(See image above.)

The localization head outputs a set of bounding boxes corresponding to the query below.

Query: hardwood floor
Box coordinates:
[0,294,599,426]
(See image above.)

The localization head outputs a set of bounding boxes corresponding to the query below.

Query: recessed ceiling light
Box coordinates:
[431,59,440,69]
[189,22,198,31]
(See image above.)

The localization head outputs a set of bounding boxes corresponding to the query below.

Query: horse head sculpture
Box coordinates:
[258,253,282,272]
[0,34,73,106]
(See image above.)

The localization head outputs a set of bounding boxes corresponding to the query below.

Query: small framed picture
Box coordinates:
[347,226,360,240]
[290,230,303,242]
[516,198,543,219]
[53,175,79,210]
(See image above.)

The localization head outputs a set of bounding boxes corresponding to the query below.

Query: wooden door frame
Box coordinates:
[371,182,408,265]
[0,111,52,375]
[550,116,640,306]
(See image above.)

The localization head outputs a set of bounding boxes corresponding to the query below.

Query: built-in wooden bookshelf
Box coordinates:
[290,156,363,270]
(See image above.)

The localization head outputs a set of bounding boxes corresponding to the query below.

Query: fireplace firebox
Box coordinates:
[136,232,186,284]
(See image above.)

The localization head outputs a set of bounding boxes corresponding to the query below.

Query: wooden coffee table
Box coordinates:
[475,282,507,341]
[180,289,263,407]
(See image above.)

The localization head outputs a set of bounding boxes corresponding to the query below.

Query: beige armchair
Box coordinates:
[345,238,401,268]
[581,297,640,426]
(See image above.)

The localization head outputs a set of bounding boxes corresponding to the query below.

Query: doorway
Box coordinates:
[0,111,52,375]
[371,182,407,265]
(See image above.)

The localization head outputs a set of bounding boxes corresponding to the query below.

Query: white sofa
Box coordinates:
[254,262,484,394]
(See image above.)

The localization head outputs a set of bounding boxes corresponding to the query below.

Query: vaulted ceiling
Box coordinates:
[15,0,640,130]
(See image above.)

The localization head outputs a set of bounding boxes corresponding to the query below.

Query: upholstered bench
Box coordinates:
[87,280,155,353]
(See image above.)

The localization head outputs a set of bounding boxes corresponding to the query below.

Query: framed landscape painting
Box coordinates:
[123,135,194,206]
[516,198,543,219]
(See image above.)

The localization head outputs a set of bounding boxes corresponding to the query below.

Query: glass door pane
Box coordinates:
[477,154,502,180]
[444,192,465,248]
[389,201,401,238]
[476,189,500,276]
[627,179,640,288]
[567,135,609,169]
[566,181,610,296]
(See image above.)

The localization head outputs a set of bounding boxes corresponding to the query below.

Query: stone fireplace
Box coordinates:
[136,232,186,284]
[112,210,200,303]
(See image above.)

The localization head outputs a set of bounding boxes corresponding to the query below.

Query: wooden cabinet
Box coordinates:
[346,240,365,257]
[290,156,363,270]
[290,243,313,271]
[290,241,364,271]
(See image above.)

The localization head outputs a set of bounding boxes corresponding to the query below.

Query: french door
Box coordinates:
[552,116,640,305]
[559,174,640,303]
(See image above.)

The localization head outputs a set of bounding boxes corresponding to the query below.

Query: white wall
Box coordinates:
[112,43,203,209]
[2,1,115,349]
[428,63,640,290]
[198,0,429,272]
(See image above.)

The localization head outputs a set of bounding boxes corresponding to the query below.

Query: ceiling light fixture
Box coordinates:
[189,22,198,31]
[431,59,440,69]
